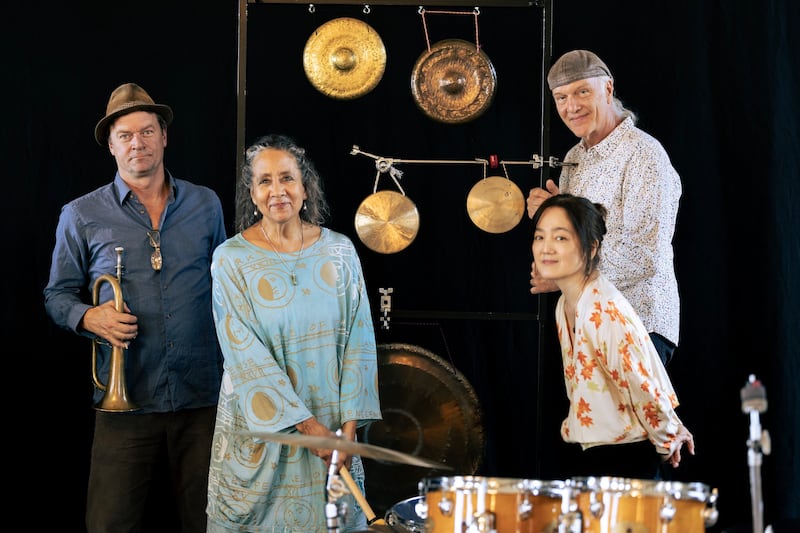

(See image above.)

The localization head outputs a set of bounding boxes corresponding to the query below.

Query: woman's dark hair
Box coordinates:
[531,193,607,276]
[234,134,330,233]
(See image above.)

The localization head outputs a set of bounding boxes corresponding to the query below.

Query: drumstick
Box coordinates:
[339,466,386,525]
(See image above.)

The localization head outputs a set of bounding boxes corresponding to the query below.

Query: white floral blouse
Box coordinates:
[555,274,683,456]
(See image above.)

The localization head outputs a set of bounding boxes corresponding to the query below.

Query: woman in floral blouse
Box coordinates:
[531,193,693,479]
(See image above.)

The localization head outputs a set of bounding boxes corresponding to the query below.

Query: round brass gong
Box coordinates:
[303,17,387,100]
[355,190,420,254]
[466,176,525,233]
[411,39,497,124]
[358,343,485,517]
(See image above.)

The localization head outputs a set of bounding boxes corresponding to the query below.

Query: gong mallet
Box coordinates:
[339,466,386,527]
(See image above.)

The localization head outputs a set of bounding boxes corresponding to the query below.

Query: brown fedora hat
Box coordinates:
[94,83,173,145]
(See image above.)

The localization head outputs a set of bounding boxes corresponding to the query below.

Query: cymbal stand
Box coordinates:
[740,374,772,533]
[325,440,348,533]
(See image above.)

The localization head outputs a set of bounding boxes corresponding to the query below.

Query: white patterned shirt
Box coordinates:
[556,274,682,455]
[559,117,681,345]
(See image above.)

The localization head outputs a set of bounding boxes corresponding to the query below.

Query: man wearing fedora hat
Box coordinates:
[526,49,682,370]
[45,82,227,532]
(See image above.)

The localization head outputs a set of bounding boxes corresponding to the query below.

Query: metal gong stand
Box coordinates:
[349,145,575,232]
[234,2,567,527]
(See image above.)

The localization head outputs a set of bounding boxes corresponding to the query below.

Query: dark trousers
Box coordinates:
[564,440,663,481]
[86,406,216,533]
[650,332,676,368]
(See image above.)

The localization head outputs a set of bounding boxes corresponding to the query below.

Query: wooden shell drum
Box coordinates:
[569,477,718,533]
[421,476,566,533]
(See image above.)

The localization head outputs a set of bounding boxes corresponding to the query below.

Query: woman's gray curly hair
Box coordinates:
[235,134,330,233]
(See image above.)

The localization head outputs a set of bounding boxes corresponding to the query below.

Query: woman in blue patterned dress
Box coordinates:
[206,134,382,532]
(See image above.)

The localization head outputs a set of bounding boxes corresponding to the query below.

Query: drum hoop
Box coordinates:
[660,480,711,501]
[424,476,565,495]
[569,476,711,501]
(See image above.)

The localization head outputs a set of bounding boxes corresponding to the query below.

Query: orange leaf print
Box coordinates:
[577,397,592,420]
[594,348,607,366]
[668,392,679,408]
[590,310,603,330]
[653,388,662,402]
[607,302,626,324]
[642,401,661,429]
[637,360,651,378]
[622,349,633,372]
[580,358,597,381]
[624,331,635,345]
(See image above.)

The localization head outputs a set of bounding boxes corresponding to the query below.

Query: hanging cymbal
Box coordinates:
[231,430,451,470]
[411,39,497,124]
[355,190,420,254]
[466,176,525,233]
[303,17,387,100]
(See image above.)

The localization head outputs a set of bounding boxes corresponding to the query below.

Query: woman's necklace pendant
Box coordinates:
[260,223,304,287]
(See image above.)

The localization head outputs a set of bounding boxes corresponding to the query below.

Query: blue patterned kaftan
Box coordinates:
[206,227,382,532]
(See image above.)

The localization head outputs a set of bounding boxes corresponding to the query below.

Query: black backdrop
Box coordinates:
[13,1,799,531]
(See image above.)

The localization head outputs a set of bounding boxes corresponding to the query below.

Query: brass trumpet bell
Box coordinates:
[91,248,139,413]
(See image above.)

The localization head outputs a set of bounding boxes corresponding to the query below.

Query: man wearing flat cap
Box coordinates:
[45,83,227,532]
[527,49,682,369]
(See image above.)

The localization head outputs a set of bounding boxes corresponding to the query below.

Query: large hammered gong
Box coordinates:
[303,17,387,100]
[358,343,485,516]
[411,39,497,124]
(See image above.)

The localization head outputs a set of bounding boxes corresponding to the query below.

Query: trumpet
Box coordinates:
[91,246,139,412]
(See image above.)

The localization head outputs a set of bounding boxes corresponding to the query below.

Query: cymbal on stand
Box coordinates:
[231,430,452,470]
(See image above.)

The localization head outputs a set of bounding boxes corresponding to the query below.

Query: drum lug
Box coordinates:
[518,491,533,521]
[470,511,496,533]
[659,500,676,523]
[558,485,583,533]
[414,499,428,520]
[558,510,583,533]
[589,491,604,519]
[438,495,453,517]
[704,488,720,527]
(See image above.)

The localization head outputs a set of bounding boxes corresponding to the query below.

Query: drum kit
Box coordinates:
[245,430,720,533]
[384,475,719,533]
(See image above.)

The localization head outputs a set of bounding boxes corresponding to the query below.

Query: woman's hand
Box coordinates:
[666,425,695,468]
[295,418,357,470]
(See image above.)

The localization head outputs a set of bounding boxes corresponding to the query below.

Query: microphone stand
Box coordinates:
[740,374,772,533]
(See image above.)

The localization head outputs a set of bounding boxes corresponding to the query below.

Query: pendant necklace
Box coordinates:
[260,223,305,286]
